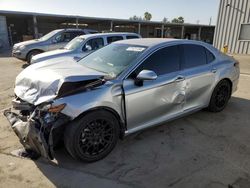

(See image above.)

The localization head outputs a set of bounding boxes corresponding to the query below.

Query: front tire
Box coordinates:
[26,50,42,64]
[208,80,231,112]
[64,110,120,162]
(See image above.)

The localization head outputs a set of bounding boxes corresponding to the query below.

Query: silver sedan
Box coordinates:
[4,38,240,162]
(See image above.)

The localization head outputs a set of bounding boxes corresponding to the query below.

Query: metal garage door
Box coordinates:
[0,16,10,52]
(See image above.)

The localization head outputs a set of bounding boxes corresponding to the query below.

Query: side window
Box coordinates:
[83,38,104,51]
[126,35,139,39]
[182,44,207,69]
[54,34,63,43]
[205,48,215,63]
[134,45,180,77]
[55,32,77,43]
[107,36,124,44]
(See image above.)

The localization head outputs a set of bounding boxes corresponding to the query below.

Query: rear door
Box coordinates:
[180,44,216,110]
[123,45,186,130]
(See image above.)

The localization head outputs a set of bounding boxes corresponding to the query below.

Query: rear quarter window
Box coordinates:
[205,48,215,63]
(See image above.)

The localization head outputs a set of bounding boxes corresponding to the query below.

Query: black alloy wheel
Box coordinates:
[208,80,231,112]
[64,110,119,162]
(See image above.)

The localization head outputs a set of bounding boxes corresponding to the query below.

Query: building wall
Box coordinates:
[0,16,10,51]
[214,0,250,54]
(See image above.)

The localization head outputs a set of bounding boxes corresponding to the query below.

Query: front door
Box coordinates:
[123,45,186,130]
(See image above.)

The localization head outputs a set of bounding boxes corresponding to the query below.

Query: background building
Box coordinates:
[0,10,215,52]
[214,0,250,54]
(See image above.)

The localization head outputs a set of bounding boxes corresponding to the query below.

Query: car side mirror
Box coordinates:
[135,70,157,86]
[83,45,92,52]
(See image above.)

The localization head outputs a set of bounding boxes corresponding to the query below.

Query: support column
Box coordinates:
[161,24,164,38]
[181,26,185,39]
[138,22,141,35]
[110,21,113,31]
[198,27,202,40]
[33,15,39,39]
[76,18,79,28]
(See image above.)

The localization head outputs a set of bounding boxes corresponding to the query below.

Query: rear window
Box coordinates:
[107,36,124,44]
[126,35,139,39]
[182,44,207,69]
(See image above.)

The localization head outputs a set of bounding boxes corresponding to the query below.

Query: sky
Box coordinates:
[0,0,220,25]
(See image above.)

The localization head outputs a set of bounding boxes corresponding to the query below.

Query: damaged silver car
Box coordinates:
[4,38,240,162]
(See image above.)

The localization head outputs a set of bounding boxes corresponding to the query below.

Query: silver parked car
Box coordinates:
[4,39,239,162]
[30,32,141,64]
[12,28,98,63]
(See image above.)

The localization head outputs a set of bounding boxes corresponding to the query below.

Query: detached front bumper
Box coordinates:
[4,109,70,160]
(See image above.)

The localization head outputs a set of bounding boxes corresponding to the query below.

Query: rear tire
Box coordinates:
[26,50,42,64]
[64,110,120,162]
[208,80,231,112]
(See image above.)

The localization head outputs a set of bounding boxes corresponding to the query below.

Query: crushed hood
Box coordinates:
[15,58,106,105]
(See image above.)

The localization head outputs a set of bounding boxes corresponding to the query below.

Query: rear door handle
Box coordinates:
[175,76,185,82]
[211,68,217,73]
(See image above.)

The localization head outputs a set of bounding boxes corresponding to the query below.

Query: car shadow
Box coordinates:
[33,96,250,188]
[22,63,29,69]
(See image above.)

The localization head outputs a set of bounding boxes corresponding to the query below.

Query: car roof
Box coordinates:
[60,28,86,32]
[78,32,140,39]
[114,38,179,47]
[114,38,215,49]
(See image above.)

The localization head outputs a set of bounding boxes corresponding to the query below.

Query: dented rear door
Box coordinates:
[180,44,216,110]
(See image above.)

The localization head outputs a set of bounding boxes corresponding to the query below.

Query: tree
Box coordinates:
[144,12,152,21]
[162,17,169,23]
[129,15,142,21]
[171,16,185,24]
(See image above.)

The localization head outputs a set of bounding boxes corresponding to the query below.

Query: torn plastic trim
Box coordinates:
[4,109,70,160]
[56,77,106,99]
[12,97,34,111]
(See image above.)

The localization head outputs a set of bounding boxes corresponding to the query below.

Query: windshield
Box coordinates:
[64,37,85,50]
[77,43,147,78]
[39,30,62,41]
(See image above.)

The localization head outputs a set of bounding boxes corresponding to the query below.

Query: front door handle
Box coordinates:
[175,76,185,82]
[211,68,217,73]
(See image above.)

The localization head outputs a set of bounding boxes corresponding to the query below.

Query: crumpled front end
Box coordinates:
[4,98,70,160]
[6,60,109,159]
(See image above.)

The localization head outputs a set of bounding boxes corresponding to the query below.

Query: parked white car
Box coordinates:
[31,32,141,64]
